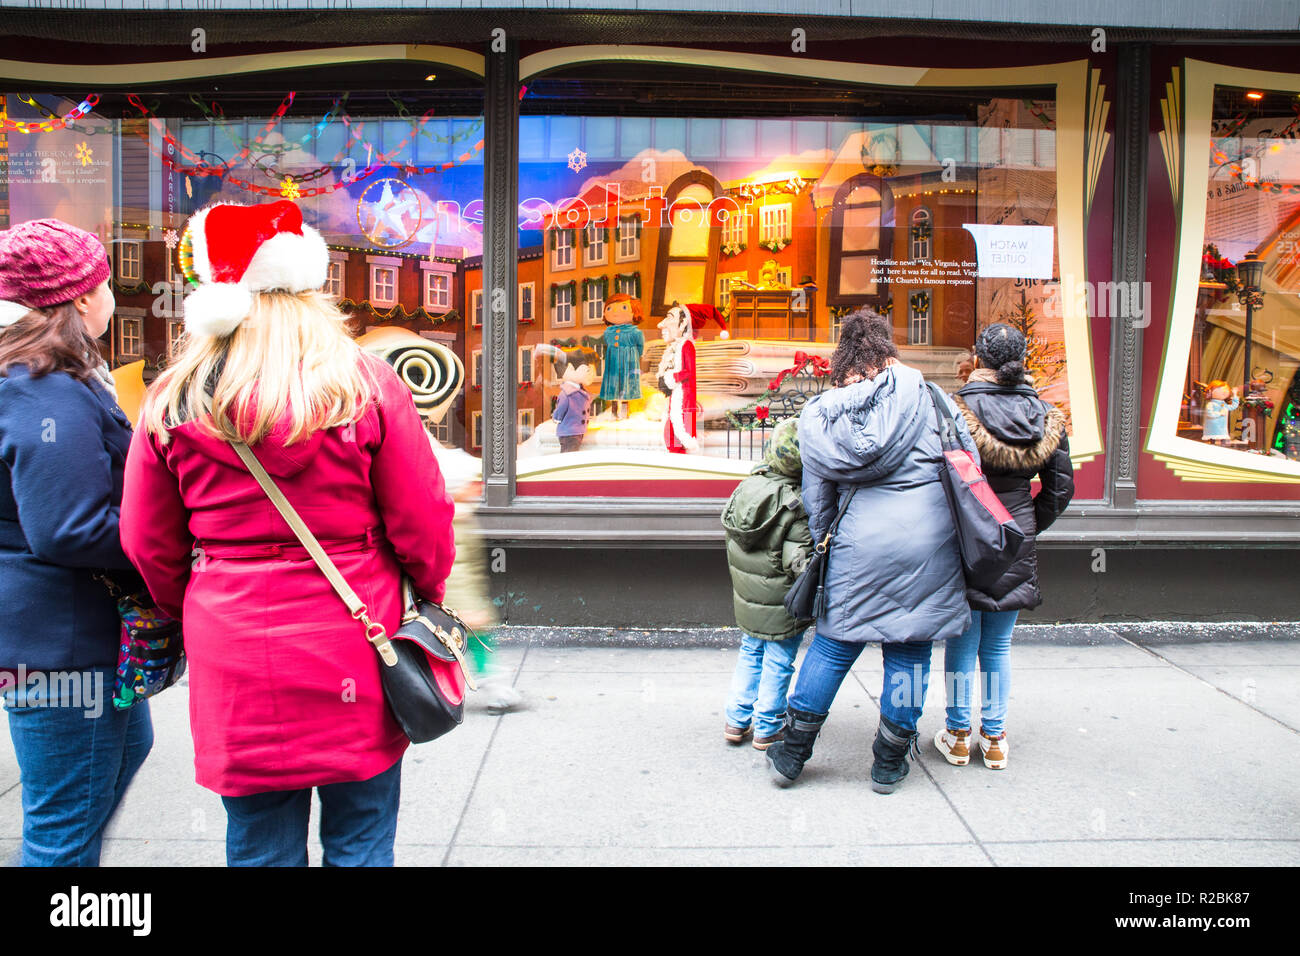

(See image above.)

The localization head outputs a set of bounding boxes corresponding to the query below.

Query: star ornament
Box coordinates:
[357,178,424,249]
[567,148,587,173]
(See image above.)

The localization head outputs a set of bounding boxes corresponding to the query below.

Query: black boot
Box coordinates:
[870,715,920,794]
[765,708,826,788]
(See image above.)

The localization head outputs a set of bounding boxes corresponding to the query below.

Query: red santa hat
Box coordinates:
[686,303,729,340]
[181,200,328,338]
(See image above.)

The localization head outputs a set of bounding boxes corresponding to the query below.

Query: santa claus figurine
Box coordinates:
[656,303,728,454]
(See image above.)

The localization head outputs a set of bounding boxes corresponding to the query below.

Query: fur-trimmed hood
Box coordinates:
[954,382,1067,473]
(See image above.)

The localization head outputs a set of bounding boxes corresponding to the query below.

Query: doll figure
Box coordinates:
[553,350,597,454]
[598,293,645,420]
[656,304,699,454]
[655,303,729,455]
[1202,380,1240,444]
[758,259,789,290]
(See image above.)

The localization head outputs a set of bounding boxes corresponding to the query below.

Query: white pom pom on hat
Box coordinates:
[686,303,729,340]
[182,283,255,338]
[182,200,328,338]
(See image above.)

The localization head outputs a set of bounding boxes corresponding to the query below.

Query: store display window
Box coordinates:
[1151,63,1300,483]
[0,64,484,462]
[508,60,1102,496]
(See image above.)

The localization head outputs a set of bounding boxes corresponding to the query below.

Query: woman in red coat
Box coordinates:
[120,201,455,866]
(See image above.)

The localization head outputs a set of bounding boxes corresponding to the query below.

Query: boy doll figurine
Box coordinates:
[598,293,645,420]
[721,416,812,750]
[553,351,596,453]
[1202,380,1240,444]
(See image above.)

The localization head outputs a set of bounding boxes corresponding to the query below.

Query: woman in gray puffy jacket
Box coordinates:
[766,309,978,794]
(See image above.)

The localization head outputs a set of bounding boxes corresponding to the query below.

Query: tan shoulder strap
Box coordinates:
[230,439,398,666]
[199,392,397,664]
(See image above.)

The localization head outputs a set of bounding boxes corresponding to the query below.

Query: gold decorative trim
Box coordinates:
[1085,68,1112,214]
[1157,66,1183,205]
[517,450,752,483]
[1156,454,1300,484]
[0,44,485,84]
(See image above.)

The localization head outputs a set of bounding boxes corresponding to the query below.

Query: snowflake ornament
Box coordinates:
[163,229,179,250]
[280,176,301,199]
[567,148,587,173]
[76,142,93,167]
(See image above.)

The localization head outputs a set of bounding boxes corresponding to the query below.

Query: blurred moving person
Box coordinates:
[427,438,521,715]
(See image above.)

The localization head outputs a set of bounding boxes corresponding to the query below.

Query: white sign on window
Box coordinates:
[960,224,1054,279]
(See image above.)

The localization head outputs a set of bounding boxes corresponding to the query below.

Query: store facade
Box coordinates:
[1,4,1297,624]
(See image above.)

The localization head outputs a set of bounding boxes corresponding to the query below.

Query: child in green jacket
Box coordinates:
[721,416,813,750]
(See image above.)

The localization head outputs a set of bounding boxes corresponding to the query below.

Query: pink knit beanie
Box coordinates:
[0,219,111,330]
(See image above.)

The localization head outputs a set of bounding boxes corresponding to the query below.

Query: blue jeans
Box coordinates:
[788,634,933,732]
[725,632,805,737]
[944,609,1017,737]
[3,666,154,866]
[221,756,403,867]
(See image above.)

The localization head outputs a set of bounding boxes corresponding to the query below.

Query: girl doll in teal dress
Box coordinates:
[598,294,644,420]
[1202,380,1240,444]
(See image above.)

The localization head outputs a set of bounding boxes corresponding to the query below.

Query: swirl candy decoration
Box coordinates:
[356,326,464,426]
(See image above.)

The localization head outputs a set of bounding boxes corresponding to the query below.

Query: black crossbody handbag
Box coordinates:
[783,485,859,621]
[229,436,471,744]
[925,382,1026,592]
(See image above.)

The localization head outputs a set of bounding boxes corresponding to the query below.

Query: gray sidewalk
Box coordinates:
[3,633,1299,866]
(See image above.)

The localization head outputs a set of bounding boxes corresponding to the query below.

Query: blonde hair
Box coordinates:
[142,290,377,445]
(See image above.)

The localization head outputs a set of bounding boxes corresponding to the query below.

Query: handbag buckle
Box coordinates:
[427,622,477,692]
[355,606,398,666]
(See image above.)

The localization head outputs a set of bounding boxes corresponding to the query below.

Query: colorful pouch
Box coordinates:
[100,578,186,711]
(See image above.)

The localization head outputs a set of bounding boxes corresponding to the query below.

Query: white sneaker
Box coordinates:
[977,730,1008,770]
[478,679,522,714]
[933,727,972,766]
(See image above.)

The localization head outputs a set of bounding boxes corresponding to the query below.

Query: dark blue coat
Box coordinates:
[0,366,139,670]
[798,364,979,645]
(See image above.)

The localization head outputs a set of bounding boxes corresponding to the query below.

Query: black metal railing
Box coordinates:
[714,371,830,460]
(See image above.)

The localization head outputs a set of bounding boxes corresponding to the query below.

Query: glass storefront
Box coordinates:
[38,45,1300,515]
[506,68,1080,496]
[1150,60,1300,488]
[1186,84,1300,461]
[0,67,484,460]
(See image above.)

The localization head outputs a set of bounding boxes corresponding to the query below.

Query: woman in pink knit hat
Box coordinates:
[0,218,155,866]
[120,201,455,867]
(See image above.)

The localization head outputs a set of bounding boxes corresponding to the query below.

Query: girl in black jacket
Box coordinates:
[934,323,1074,770]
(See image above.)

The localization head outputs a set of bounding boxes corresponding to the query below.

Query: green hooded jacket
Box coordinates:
[720,419,813,641]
